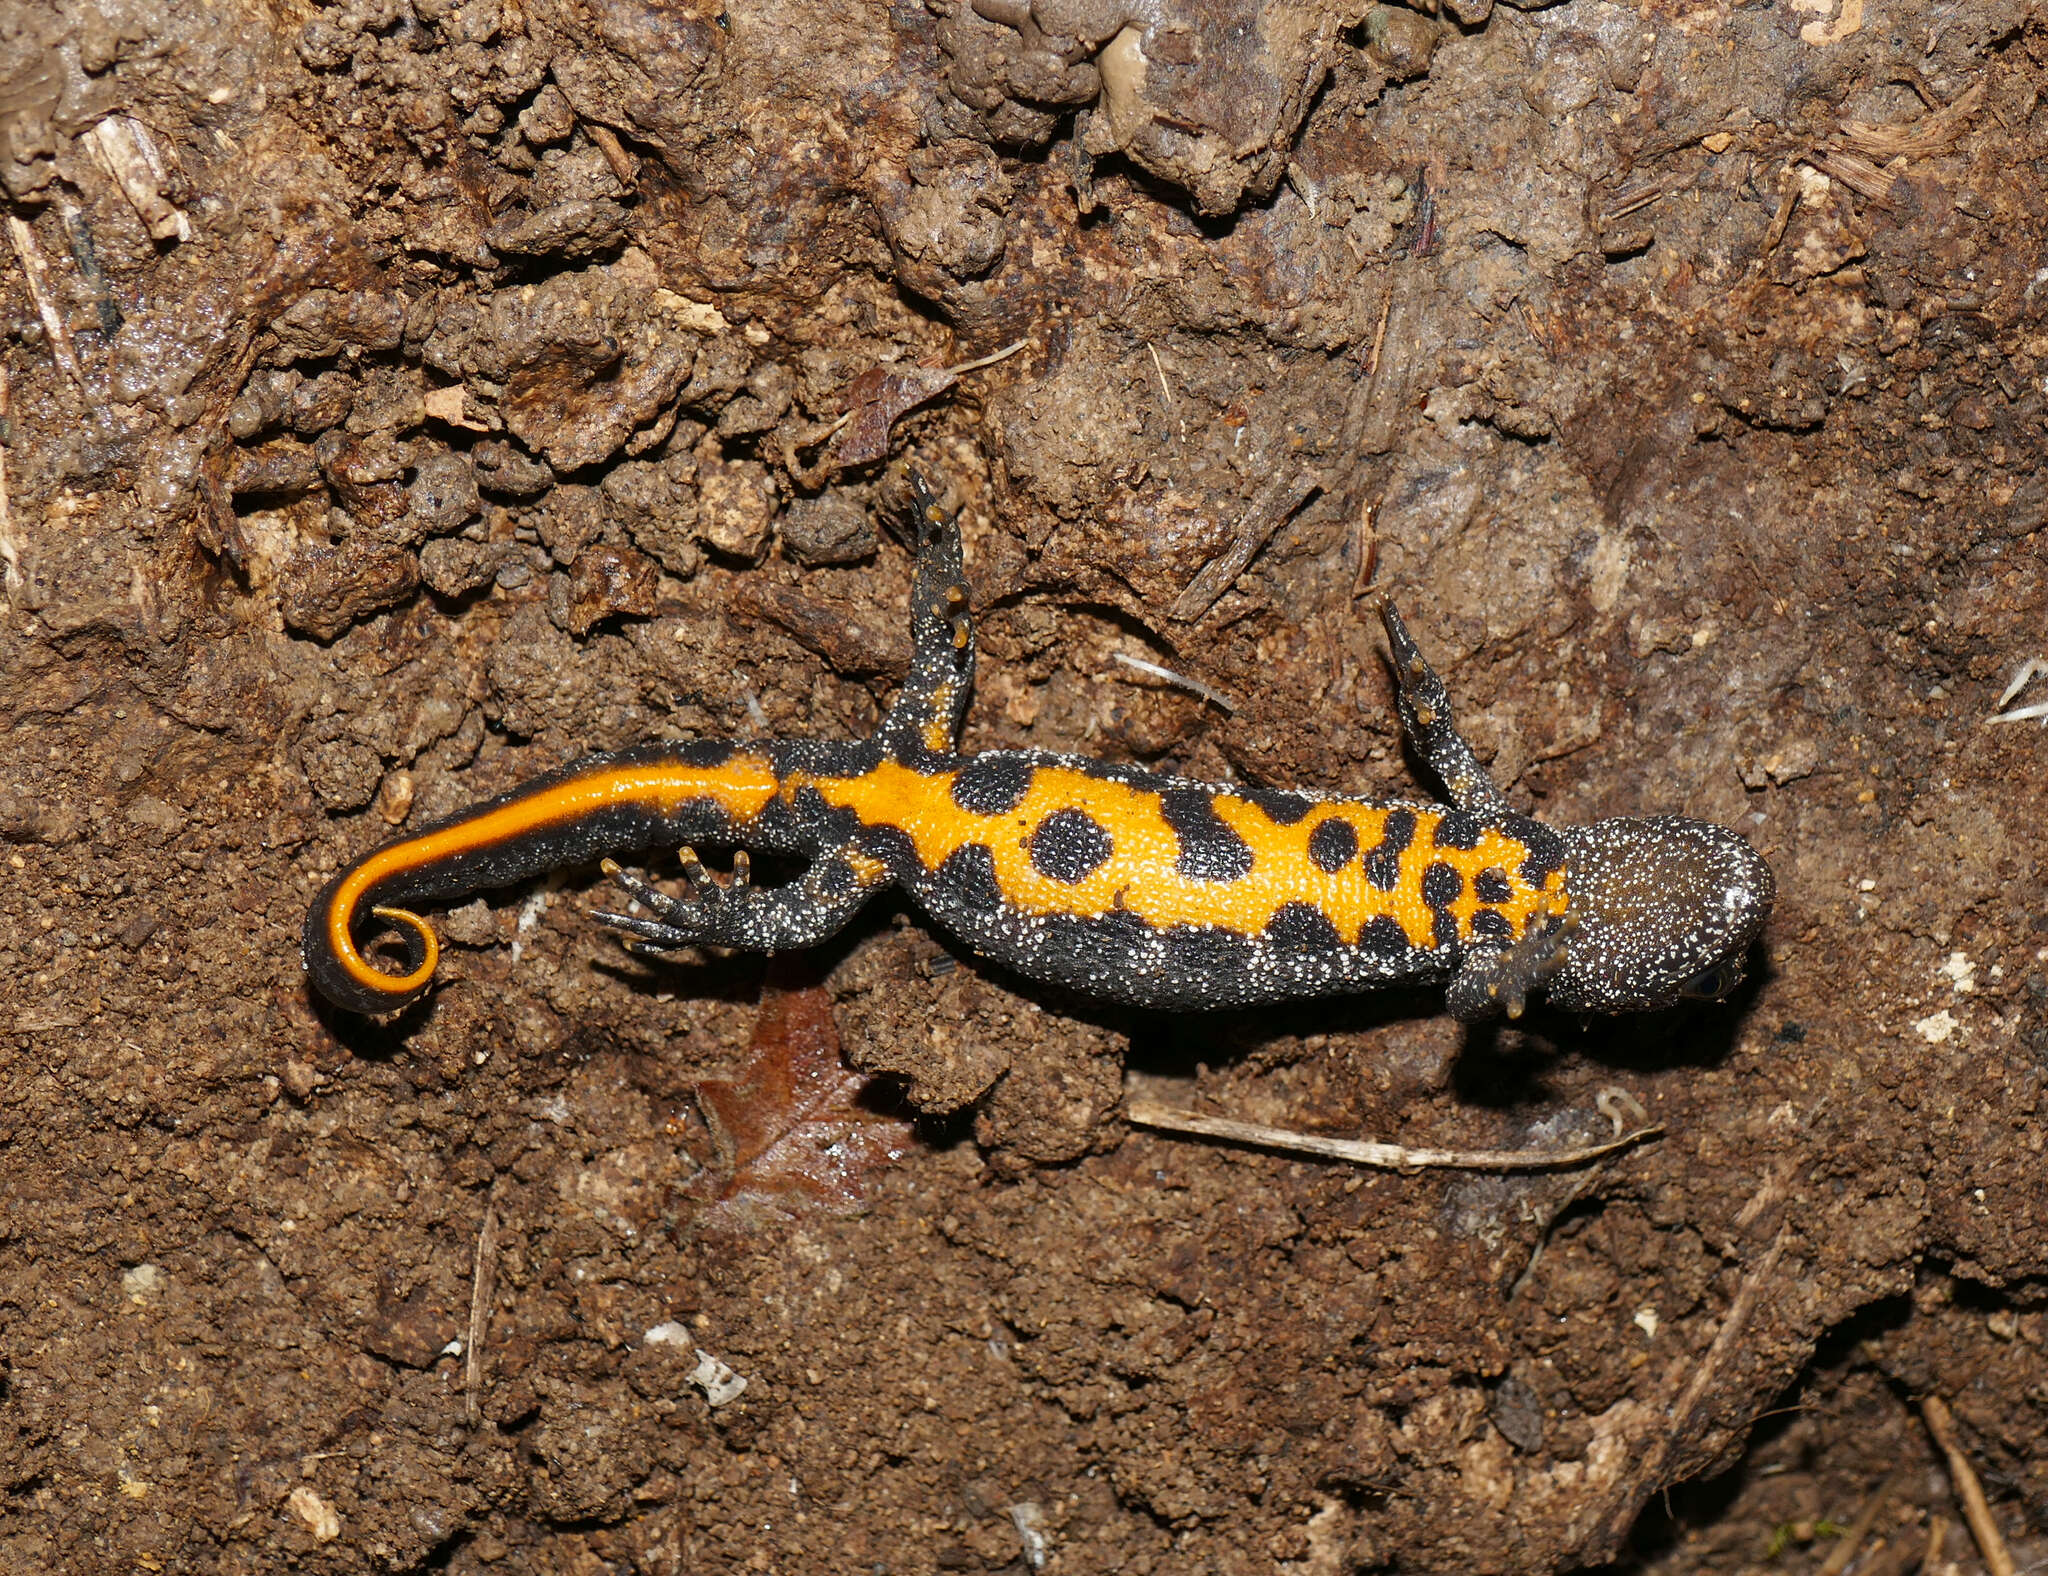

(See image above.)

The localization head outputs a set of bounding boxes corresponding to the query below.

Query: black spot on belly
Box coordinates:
[1473,868,1513,905]
[933,843,1003,911]
[1505,817,1566,885]
[1266,902,1341,950]
[1421,862,1464,910]
[1237,788,1316,825]
[1363,808,1416,891]
[1432,909,1459,948]
[1028,808,1114,883]
[1435,811,1482,850]
[950,755,1035,817]
[1471,909,1513,942]
[1160,789,1254,881]
[1307,817,1359,874]
[1358,915,1412,956]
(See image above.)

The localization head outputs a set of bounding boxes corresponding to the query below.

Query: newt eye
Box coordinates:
[1677,959,1743,1000]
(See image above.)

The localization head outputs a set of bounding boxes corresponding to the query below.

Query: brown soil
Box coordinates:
[3,0,2047,1570]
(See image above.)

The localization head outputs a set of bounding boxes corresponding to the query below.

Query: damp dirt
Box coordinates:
[2,0,2047,1570]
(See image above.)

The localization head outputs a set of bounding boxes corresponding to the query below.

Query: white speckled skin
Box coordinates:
[1547,818,1776,1012]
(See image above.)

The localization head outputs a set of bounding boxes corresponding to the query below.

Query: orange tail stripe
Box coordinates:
[323,759,781,997]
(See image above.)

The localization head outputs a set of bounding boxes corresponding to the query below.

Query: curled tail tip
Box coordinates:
[301,887,442,1016]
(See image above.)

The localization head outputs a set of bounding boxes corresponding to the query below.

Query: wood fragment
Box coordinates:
[82,116,192,242]
[0,367,16,602]
[1803,146,1900,206]
[1123,1101,1662,1171]
[6,215,83,386]
[1757,170,1804,262]
[464,1180,502,1428]
[1923,1513,1949,1570]
[1169,469,1319,622]
[587,123,638,188]
[1600,177,1671,225]
[1838,80,1984,161]
[1922,1394,2017,1576]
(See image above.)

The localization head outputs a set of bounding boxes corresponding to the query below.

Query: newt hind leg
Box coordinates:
[595,842,892,955]
[878,470,976,762]
[1379,602,1512,820]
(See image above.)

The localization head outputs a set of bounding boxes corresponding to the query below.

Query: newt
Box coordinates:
[304,475,1773,1021]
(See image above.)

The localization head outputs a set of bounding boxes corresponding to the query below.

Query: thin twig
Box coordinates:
[1600,177,1672,225]
[1508,1161,1614,1302]
[1815,1469,1910,1576]
[1124,1101,1662,1171]
[1646,1231,1787,1479]
[464,1180,502,1428]
[1170,470,1319,622]
[1922,1394,2017,1576]
[1589,1159,1797,1554]
[1111,652,1236,713]
[1348,496,1380,602]
[945,338,1029,376]
[1147,343,1176,414]
[1923,1513,1949,1571]
[0,367,17,602]
[6,215,82,386]
[1364,279,1394,377]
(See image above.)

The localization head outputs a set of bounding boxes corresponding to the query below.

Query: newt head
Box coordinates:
[1546,816,1775,1013]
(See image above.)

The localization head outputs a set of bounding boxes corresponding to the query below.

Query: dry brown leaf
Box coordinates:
[829,363,960,466]
[694,958,917,1223]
